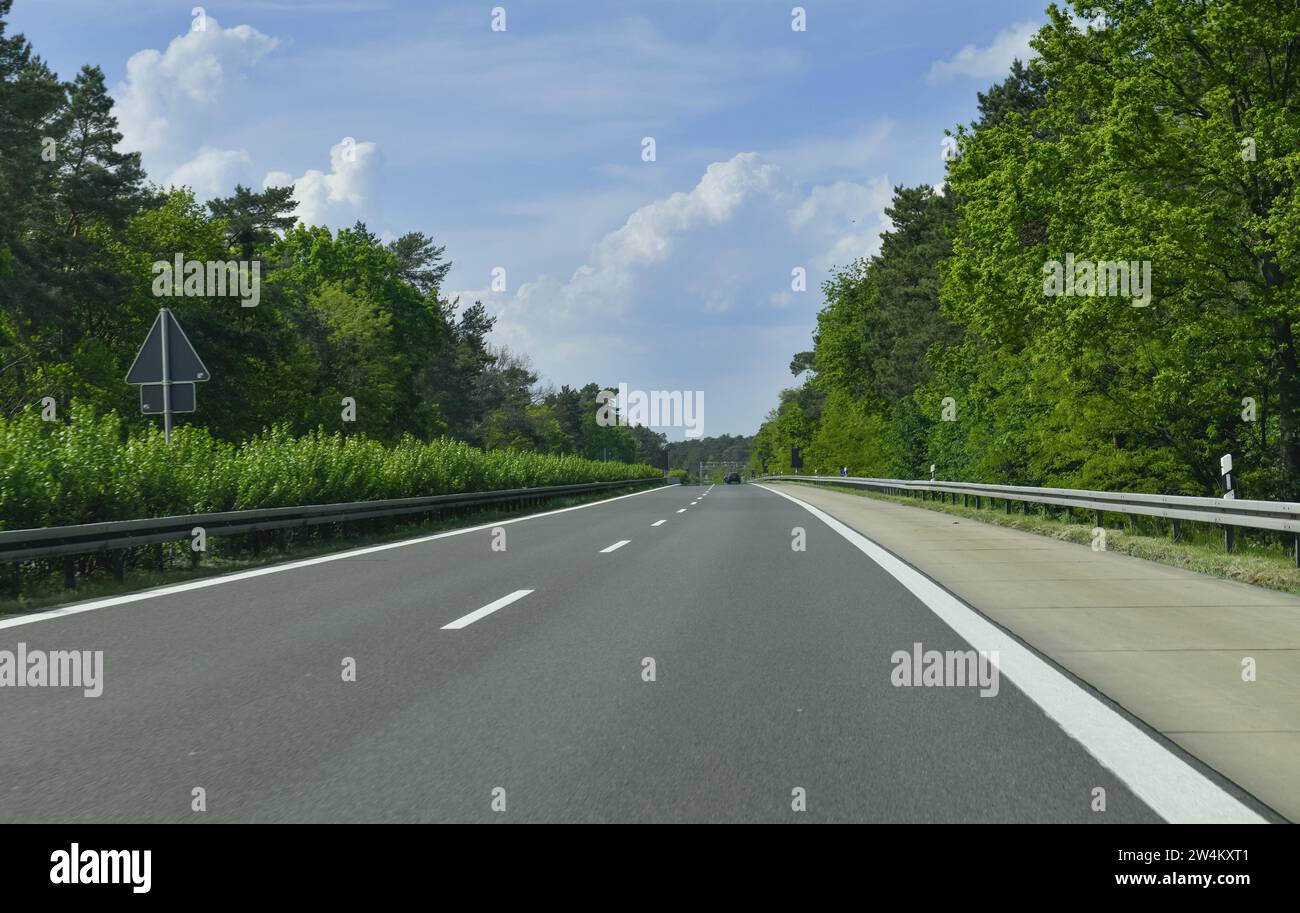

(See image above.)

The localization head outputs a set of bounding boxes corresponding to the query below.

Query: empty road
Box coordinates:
[0,482,1265,822]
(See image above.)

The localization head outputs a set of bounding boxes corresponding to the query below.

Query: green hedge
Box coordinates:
[0,405,661,530]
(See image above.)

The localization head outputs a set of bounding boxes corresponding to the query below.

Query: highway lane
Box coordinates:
[0,481,1170,822]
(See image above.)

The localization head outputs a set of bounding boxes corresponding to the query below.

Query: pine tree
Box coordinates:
[208,184,298,261]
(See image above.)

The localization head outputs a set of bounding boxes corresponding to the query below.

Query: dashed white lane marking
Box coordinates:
[755,482,1267,825]
[652,520,666,527]
[676,509,688,514]
[441,589,534,630]
[600,540,630,553]
[0,484,672,632]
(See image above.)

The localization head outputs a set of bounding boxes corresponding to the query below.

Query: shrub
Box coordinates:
[0,405,660,529]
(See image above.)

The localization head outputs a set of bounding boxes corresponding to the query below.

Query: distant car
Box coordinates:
[724,472,742,484]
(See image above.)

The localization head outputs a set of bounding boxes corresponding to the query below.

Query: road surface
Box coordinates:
[0,482,1252,822]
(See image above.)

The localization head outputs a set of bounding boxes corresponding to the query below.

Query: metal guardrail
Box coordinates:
[760,474,1300,559]
[0,478,664,564]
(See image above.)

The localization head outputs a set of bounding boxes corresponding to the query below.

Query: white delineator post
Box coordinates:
[1220,453,1234,552]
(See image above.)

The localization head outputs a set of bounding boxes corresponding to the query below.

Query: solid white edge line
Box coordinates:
[600,540,631,553]
[754,482,1266,825]
[441,589,534,630]
[0,484,673,632]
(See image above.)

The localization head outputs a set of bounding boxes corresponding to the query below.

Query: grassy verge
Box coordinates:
[782,481,1300,596]
[0,484,653,617]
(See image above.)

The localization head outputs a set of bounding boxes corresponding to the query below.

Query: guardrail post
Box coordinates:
[1171,519,1181,543]
[975,496,981,509]
[1293,534,1299,568]
[1095,510,1104,530]
[1005,498,1012,514]
[111,549,126,582]
[1224,526,1235,554]
[62,556,75,590]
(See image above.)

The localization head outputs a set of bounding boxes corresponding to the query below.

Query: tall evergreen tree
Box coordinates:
[208,184,297,261]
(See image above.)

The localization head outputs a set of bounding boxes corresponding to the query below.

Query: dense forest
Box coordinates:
[750,1,1300,502]
[0,0,656,472]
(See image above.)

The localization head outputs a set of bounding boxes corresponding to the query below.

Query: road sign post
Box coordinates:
[126,308,210,445]
[161,303,171,443]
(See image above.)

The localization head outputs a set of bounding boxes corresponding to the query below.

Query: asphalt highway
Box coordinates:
[0,482,1176,822]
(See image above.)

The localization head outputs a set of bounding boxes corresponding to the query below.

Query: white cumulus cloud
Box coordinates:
[165,147,254,199]
[264,138,379,229]
[113,17,278,179]
[925,21,1038,83]
[446,152,894,436]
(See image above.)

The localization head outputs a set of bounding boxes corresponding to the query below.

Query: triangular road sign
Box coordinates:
[125,309,210,384]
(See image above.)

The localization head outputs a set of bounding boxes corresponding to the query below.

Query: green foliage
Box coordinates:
[0,405,659,530]
[755,1,1300,500]
[0,5,639,476]
[808,390,895,477]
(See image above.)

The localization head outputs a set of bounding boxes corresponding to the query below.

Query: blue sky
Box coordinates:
[12,0,1055,437]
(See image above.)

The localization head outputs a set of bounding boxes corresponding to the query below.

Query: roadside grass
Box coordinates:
[784,481,1300,596]
[0,486,649,617]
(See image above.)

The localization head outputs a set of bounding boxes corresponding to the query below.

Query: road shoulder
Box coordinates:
[765,481,1299,822]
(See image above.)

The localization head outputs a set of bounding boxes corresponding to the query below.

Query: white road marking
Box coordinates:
[0,484,672,632]
[676,509,688,514]
[441,589,533,630]
[755,482,1268,825]
[652,520,666,527]
[600,540,630,553]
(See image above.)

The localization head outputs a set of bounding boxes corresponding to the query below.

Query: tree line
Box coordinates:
[751,1,1300,501]
[0,0,653,467]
